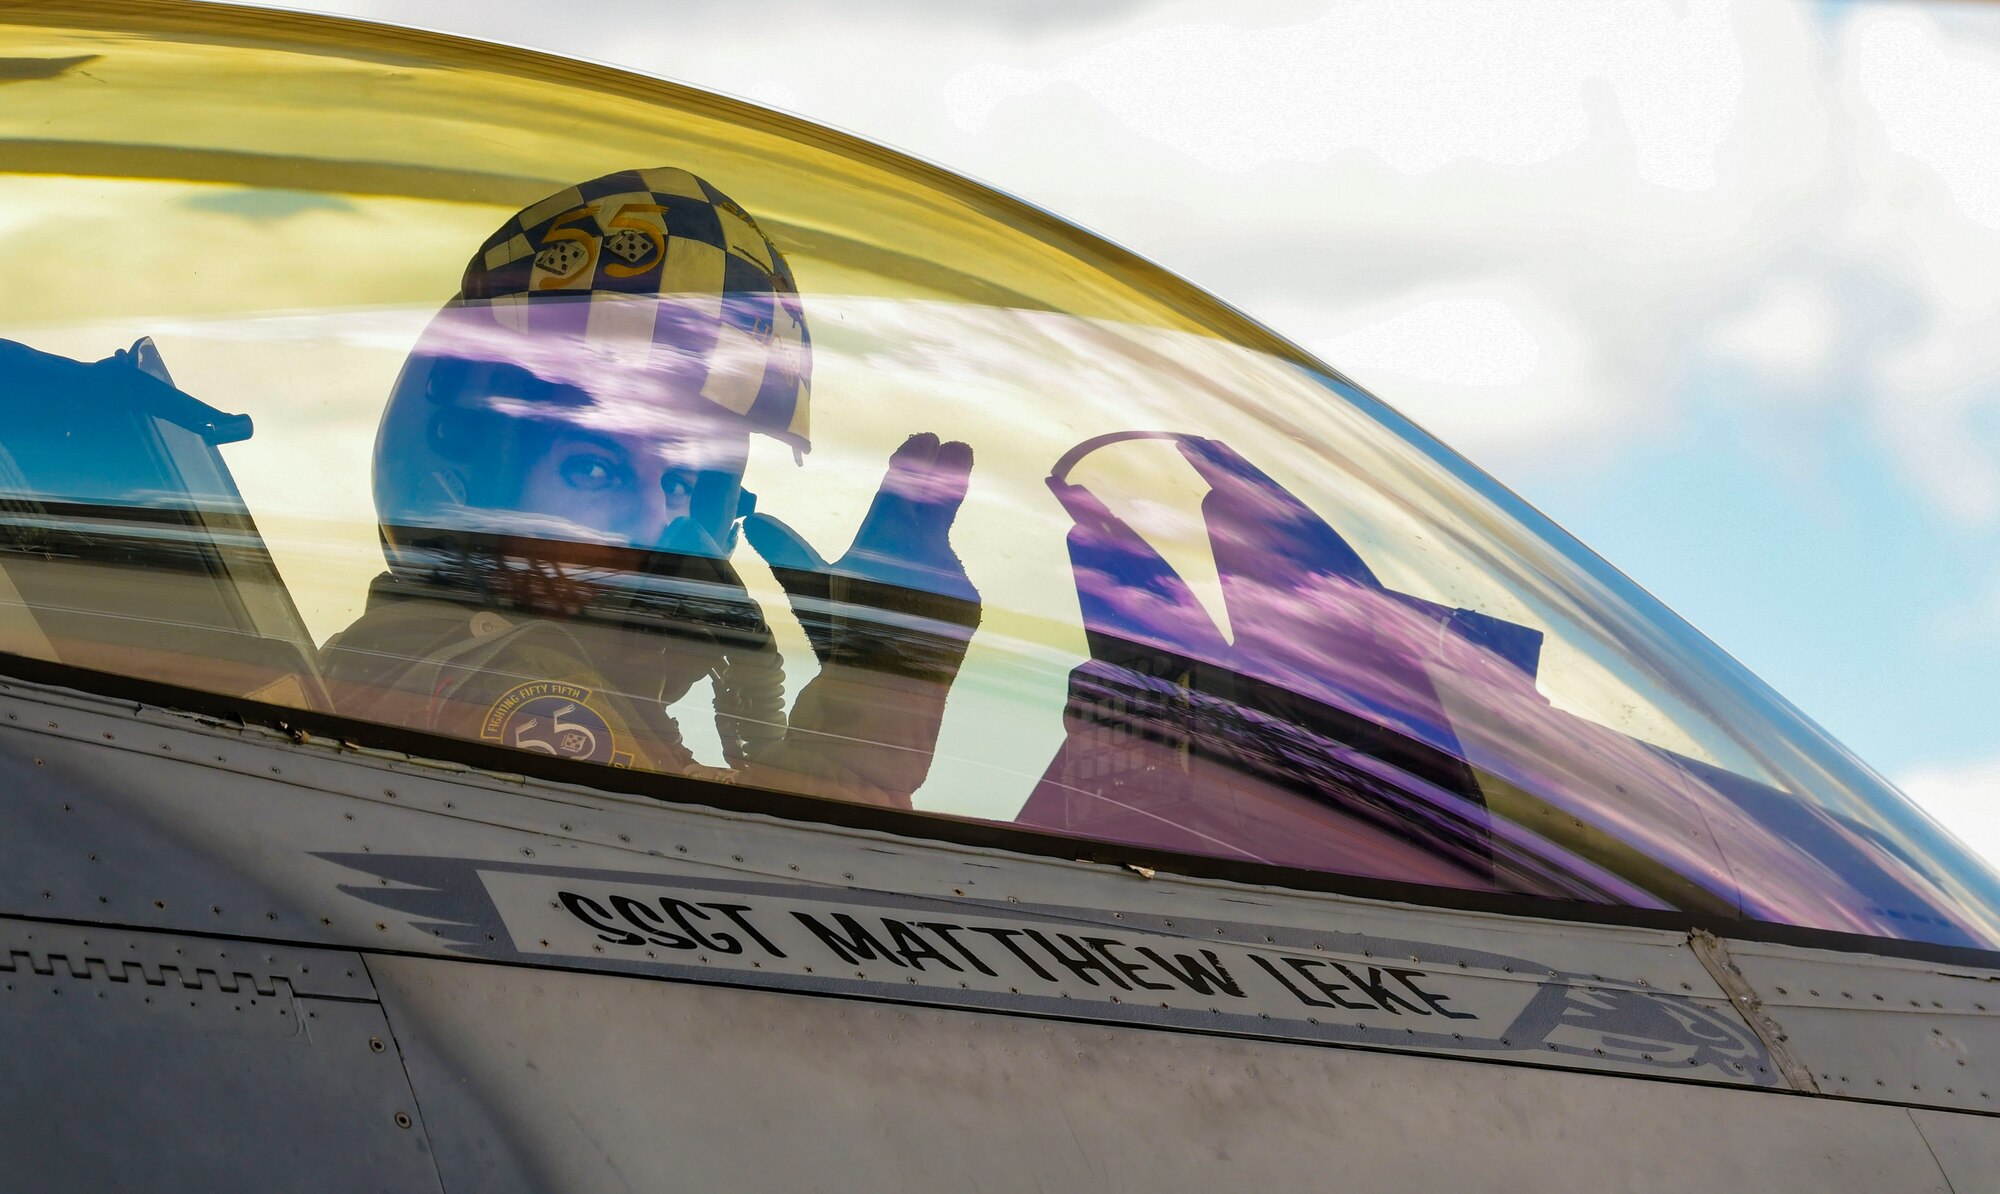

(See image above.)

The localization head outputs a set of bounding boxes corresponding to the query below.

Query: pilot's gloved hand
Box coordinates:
[742,432,980,680]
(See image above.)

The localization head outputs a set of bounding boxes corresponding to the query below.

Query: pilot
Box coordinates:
[318,167,980,809]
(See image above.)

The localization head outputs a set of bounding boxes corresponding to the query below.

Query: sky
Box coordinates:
[224,0,2000,861]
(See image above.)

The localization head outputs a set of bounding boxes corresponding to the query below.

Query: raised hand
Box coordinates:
[735,432,982,806]
[742,432,980,674]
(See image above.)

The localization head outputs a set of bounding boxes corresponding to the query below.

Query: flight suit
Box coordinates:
[319,566,977,811]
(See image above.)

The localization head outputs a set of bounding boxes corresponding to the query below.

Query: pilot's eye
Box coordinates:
[559,453,625,492]
[660,471,695,500]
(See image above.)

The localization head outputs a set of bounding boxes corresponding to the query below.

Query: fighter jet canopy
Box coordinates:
[2,2,1995,953]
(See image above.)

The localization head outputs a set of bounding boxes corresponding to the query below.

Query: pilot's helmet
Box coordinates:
[374,167,811,581]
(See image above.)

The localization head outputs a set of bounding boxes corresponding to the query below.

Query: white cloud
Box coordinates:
[740,79,805,113]
[946,1,1744,188]
[1711,277,1841,387]
[924,1,1831,473]
[1838,8,2000,527]
[1851,10,2000,230]
[1287,283,1619,465]
[1898,757,2000,872]
[1318,294,1544,390]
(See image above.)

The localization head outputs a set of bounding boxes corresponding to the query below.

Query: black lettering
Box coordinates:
[916,922,999,977]
[967,927,1059,983]
[1282,957,1376,1011]
[1023,930,1129,989]
[1389,967,1476,1020]
[557,891,644,946]
[610,894,696,949]
[1136,947,1245,998]
[1251,953,1339,1008]
[884,920,961,972]
[792,912,910,967]
[662,897,742,954]
[702,903,786,958]
[1085,938,1173,991]
[1328,962,1428,1015]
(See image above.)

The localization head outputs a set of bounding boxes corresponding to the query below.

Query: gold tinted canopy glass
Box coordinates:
[3,1,1996,952]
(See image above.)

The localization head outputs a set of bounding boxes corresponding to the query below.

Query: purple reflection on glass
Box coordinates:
[1019,432,1995,947]
[1024,432,1510,893]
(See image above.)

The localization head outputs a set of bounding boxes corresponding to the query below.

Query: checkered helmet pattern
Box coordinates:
[460,167,811,451]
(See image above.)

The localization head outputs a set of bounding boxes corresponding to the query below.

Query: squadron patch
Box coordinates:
[481,681,633,768]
